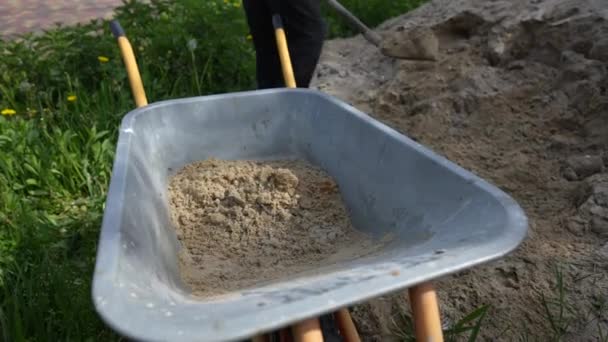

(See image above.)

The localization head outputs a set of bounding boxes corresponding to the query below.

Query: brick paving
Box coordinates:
[0,0,124,38]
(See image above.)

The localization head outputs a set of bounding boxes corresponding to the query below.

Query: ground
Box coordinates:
[310,0,608,340]
[3,0,607,340]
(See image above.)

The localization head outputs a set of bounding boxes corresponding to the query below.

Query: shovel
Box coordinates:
[325,0,439,61]
[325,0,383,47]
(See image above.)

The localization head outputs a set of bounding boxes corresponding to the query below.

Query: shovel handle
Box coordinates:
[272,14,297,88]
[110,20,148,108]
[408,282,444,342]
[325,0,382,47]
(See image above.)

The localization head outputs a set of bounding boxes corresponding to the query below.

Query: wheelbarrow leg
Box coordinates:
[335,308,361,342]
[292,317,324,342]
[408,282,444,342]
[252,335,270,342]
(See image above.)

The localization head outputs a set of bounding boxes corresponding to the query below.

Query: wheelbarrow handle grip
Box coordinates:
[272,14,297,88]
[110,20,125,38]
[272,13,284,31]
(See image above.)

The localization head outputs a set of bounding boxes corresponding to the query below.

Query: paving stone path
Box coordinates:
[0,0,124,38]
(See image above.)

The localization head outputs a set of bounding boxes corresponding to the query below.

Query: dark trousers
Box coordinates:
[242,0,326,89]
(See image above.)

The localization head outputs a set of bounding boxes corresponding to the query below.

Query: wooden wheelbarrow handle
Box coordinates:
[272,14,297,88]
[110,20,148,108]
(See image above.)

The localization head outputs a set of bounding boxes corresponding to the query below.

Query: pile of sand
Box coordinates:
[167,158,380,298]
[311,0,608,340]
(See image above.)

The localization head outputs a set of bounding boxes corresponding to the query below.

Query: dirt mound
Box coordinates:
[312,0,608,340]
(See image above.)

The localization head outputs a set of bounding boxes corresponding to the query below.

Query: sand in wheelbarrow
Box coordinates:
[167,158,391,298]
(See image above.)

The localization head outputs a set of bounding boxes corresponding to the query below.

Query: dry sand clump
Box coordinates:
[167,158,383,298]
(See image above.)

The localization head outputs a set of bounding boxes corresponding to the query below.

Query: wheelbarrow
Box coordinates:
[92,15,528,342]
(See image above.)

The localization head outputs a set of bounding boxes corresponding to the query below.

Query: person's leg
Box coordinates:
[282,0,326,88]
[242,0,284,89]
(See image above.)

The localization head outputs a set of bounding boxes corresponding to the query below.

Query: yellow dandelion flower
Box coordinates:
[1,108,16,116]
[246,34,252,40]
[67,95,77,102]
[98,56,110,63]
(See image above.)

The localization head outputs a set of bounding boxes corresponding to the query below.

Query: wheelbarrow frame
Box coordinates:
[92,19,528,342]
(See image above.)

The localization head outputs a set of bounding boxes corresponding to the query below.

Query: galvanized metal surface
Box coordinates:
[92,88,528,342]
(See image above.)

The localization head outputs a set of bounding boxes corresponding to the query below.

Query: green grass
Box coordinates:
[536,264,608,342]
[513,263,608,342]
[390,303,490,342]
[539,265,576,340]
[389,262,608,342]
[0,0,427,340]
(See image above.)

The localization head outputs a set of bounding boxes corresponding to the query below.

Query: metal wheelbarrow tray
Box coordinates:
[92,88,528,341]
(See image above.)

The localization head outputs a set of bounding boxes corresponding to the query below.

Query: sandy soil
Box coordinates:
[167,158,386,298]
[310,0,608,340]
